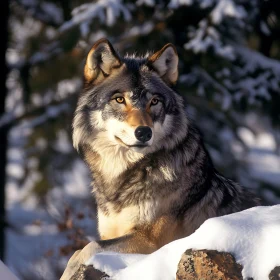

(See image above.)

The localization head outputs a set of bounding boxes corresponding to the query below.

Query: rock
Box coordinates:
[176,249,243,280]
[65,249,280,280]
[70,264,108,280]
[269,266,280,280]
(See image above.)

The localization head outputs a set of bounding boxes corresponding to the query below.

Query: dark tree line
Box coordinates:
[0,0,10,261]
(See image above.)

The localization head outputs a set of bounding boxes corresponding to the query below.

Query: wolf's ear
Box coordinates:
[147,44,178,85]
[84,38,122,84]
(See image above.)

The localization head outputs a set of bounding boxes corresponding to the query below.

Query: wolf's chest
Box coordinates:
[97,202,156,240]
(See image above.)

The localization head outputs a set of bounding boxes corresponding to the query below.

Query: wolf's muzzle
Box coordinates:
[134,126,152,143]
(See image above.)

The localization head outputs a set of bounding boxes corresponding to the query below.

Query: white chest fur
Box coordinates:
[97,201,157,240]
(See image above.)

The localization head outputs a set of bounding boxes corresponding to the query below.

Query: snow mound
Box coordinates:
[87,205,280,280]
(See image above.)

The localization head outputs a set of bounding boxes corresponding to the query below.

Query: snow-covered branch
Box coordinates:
[14,0,63,27]
[0,95,75,129]
[60,0,132,35]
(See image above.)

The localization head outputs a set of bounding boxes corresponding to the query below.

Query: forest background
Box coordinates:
[1,0,280,279]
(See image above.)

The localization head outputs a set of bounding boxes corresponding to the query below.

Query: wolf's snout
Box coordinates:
[134,126,152,143]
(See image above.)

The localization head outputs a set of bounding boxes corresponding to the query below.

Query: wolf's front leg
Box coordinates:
[60,231,158,279]
[60,241,102,280]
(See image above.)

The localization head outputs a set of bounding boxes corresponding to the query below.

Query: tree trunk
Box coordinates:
[0,0,10,261]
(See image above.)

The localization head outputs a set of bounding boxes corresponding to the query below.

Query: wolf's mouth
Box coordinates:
[115,136,148,148]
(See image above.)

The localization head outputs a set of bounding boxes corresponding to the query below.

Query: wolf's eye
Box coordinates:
[115,97,125,104]
[151,98,159,106]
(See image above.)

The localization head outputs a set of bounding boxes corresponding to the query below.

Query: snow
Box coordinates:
[122,22,154,38]
[0,261,19,280]
[87,205,280,280]
[60,0,131,33]
[9,16,42,46]
[6,154,94,278]
[185,20,235,60]
[238,128,280,191]
[210,0,246,24]
[57,78,82,100]
[234,45,280,76]
[168,0,214,9]
[17,0,63,26]
[168,0,193,9]
[40,2,63,25]
[260,21,271,35]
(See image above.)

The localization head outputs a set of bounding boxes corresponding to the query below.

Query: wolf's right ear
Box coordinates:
[147,44,178,85]
[84,38,122,84]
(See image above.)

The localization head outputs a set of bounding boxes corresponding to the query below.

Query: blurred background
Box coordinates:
[1,0,280,279]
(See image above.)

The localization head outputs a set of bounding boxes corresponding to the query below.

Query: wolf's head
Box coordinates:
[73,39,188,169]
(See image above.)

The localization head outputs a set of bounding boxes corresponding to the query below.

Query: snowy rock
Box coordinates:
[86,205,280,280]
[59,206,280,279]
[176,249,243,280]
[69,264,107,280]
[66,254,280,280]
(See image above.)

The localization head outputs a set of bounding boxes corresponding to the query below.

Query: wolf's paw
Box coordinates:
[60,241,101,280]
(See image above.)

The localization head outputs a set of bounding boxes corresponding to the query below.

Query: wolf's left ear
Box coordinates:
[147,44,178,85]
[84,38,122,84]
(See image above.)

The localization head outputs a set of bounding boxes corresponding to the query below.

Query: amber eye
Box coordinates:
[151,98,159,106]
[116,97,125,104]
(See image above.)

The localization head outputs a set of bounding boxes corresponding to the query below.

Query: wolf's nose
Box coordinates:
[135,126,152,143]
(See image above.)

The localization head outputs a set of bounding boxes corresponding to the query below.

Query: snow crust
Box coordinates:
[87,205,280,280]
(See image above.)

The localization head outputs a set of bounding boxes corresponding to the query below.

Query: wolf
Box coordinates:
[61,38,260,279]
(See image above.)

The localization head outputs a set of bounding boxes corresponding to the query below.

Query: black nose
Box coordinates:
[134,126,152,143]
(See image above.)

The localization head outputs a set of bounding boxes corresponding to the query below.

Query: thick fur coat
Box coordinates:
[61,38,260,279]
